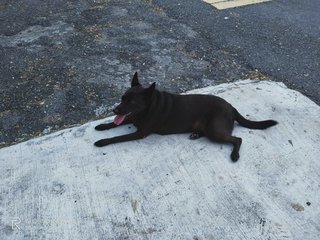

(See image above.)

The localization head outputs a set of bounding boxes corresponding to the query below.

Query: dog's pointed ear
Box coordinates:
[144,82,156,97]
[131,72,141,87]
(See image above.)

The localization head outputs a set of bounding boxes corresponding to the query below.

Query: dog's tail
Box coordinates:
[233,108,278,129]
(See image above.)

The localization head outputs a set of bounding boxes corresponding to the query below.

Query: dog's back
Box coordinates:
[140,90,234,135]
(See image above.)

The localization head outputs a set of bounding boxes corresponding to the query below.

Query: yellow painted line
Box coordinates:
[203,0,271,10]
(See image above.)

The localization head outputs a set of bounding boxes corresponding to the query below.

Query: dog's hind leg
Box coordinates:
[206,131,242,161]
[205,118,242,161]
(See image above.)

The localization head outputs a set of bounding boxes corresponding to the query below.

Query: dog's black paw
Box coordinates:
[95,124,109,131]
[231,151,240,162]
[189,132,201,140]
[94,139,109,147]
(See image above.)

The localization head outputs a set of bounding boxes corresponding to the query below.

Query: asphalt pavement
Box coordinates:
[0,0,319,147]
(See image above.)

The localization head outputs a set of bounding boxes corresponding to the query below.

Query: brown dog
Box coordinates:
[94,72,277,161]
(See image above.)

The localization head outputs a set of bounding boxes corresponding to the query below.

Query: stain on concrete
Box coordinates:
[141,227,160,235]
[51,182,66,195]
[2,225,13,235]
[72,125,88,138]
[26,131,65,146]
[131,199,138,213]
[291,203,304,212]
[196,208,200,215]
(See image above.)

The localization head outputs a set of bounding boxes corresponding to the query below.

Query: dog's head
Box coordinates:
[113,72,155,125]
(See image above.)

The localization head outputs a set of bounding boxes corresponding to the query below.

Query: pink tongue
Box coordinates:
[113,115,126,125]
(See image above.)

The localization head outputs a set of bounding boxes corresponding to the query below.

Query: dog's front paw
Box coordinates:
[94,139,110,147]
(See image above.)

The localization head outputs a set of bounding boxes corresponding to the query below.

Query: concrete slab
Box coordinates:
[1,80,319,240]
